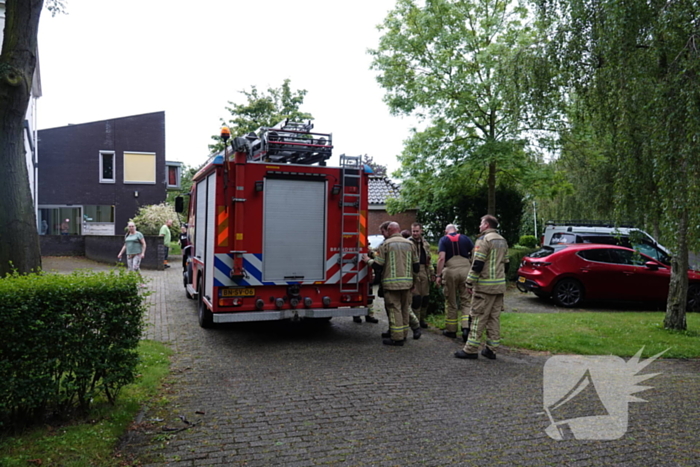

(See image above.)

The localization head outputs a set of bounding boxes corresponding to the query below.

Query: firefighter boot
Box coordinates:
[462,317,472,343]
[412,327,422,340]
[353,316,362,323]
[481,347,497,360]
[442,330,457,339]
[454,350,478,359]
[365,315,379,323]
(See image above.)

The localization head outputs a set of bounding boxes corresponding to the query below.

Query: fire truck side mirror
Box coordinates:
[175,196,184,213]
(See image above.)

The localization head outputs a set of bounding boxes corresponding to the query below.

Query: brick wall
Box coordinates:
[39,235,85,257]
[368,209,417,235]
[40,235,165,270]
[38,111,167,231]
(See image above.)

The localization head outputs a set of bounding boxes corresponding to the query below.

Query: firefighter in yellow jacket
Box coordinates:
[455,214,509,360]
[367,222,419,346]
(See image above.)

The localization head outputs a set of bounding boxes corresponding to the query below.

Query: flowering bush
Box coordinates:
[129,203,179,237]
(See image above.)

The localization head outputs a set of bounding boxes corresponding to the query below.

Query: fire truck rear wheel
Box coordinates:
[197,279,214,328]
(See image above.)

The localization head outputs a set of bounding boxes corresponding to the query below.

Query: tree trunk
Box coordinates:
[664,208,688,330]
[0,0,44,275]
[487,161,496,215]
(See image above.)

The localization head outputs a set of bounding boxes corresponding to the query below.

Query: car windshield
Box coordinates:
[632,242,670,264]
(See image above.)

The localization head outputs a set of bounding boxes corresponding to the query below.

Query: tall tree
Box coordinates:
[210,79,313,152]
[0,0,44,275]
[533,0,700,329]
[166,164,198,215]
[369,0,542,215]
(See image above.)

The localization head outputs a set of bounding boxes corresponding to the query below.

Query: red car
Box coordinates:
[517,243,700,309]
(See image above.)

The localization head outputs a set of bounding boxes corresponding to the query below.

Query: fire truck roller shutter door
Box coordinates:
[204,173,217,301]
[263,178,326,282]
[195,178,207,261]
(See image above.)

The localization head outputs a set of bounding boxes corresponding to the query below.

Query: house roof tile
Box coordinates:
[368,175,401,205]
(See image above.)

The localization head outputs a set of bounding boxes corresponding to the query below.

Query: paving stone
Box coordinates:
[43,257,700,466]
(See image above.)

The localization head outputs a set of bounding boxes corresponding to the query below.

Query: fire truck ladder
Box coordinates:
[339,154,363,293]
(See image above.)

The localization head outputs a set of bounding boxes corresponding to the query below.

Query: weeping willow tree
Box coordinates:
[533,0,700,329]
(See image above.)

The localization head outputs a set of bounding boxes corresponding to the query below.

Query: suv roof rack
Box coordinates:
[545,220,636,228]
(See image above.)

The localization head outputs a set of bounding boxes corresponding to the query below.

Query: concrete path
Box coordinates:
[42,257,700,466]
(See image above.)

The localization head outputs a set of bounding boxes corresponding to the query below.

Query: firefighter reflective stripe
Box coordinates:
[445,317,459,326]
[474,250,487,261]
[217,206,229,247]
[477,277,506,286]
[466,315,481,347]
[212,253,368,287]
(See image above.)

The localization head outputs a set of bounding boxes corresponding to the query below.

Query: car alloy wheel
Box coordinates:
[687,284,700,312]
[553,279,583,307]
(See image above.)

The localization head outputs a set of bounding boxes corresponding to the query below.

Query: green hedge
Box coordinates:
[427,279,445,316]
[0,270,147,428]
[518,235,539,248]
[507,247,538,282]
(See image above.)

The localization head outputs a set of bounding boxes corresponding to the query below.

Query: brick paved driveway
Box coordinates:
[44,258,700,466]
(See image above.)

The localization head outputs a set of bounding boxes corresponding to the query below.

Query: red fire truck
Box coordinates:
[177,120,372,327]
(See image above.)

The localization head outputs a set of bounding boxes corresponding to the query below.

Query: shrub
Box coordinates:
[0,270,147,429]
[507,247,538,282]
[129,203,179,237]
[427,279,445,316]
[519,235,539,248]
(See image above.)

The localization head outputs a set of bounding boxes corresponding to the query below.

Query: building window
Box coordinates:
[38,206,82,235]
[124,152,156,184]
[100,151,115,183]
[83,205,115,223]
[82,205,116,235]
[165,161,182,189]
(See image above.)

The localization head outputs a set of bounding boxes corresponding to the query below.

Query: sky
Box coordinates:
[36,0,419,177]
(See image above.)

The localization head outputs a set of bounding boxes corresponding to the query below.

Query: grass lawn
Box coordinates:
[0,340,172,467]
[427,312,700,358]
[168,241,181,255]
